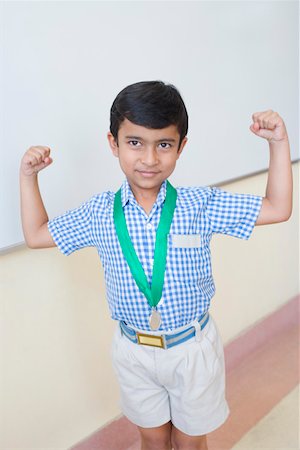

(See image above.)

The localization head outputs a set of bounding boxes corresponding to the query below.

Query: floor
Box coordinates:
[71,297,299,450]
[125,386,299,450]
[231,386,299,450]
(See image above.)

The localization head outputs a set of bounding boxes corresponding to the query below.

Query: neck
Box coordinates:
[129,183,163,215]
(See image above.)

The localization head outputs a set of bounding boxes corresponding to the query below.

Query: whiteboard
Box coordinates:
[1,1,299,251]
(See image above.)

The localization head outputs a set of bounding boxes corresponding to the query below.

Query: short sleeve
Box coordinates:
[48,196,97,255]
[204,187,263,240]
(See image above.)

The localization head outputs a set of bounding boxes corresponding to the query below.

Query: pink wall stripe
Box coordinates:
[208,296,299,449]
[224,295,299,374]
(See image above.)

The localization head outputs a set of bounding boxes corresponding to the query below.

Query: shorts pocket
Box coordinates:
[189,318,224,380]
[204,318,224,360]
[111,326,138,371]
[111,326,123,364]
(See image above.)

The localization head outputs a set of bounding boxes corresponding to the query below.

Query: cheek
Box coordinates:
[165,154,179,167]
[119,153,136,169]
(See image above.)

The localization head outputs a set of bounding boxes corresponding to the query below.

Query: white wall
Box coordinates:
[1,0,299,249]
[1,163,299,450]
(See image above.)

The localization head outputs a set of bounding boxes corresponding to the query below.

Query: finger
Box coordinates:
[25,152,49,169]
[31,157,53,173]
[26,152,44,167]
[27,147,51,165]
[24,152,41,167]
[31,161,49,173]
[252,110,273,126]
[27,146,51,160]
[262,112,280,130]
[249,123,273,140]
[252,109,273,121]
[252,110,276,129]
[36,145,51,156]
[30,145,50,152]
[261,111,276,129]
[268,111,281,126]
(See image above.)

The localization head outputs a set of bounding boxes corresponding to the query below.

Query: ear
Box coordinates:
[176,136,188,159]
[107,132,119,157]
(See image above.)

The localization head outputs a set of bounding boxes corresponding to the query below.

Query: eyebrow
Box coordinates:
[125,135,177,143]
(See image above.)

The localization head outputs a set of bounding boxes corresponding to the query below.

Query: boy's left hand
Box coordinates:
[250,110,288,144]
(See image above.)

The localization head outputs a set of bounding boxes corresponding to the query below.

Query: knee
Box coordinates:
[171,432,208,450]
[141,435,171,450]
[172,441,208,450]
[139,423,172,450]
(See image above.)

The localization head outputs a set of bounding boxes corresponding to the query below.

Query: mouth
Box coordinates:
[137,170,160,178]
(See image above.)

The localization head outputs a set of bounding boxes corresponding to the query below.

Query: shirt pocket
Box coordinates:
[171,234,202,248]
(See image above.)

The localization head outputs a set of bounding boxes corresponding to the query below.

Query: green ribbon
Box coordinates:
[113,181,177,309]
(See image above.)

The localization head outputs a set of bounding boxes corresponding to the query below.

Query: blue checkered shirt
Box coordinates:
[48,180,263,331]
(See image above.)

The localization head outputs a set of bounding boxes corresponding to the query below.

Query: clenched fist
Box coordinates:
[250,110,288,144]
[20,146,53,176]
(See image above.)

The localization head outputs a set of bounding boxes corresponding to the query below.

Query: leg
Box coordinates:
[167,318,228,448]
[171,424,208,450]
[138,421,172,450]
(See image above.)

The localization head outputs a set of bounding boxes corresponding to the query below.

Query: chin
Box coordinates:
[131,178,165,190]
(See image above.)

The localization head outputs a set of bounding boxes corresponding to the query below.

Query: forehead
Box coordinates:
[118,118,180,141]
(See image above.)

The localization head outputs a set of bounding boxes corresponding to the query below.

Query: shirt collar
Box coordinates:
[120,179,168,209]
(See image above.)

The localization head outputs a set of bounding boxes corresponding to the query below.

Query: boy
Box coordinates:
[20,81,292,450]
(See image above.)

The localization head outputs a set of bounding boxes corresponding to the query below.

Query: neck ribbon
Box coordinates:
[113,181,177,309]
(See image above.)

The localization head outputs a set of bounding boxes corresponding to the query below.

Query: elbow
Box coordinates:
[277,208,293,223]
[25,238,38,249]
[282,210,292,222]
[270,197,293,223]
[283,202,293,221]
[24,234,40,249]
[256,198,293,225]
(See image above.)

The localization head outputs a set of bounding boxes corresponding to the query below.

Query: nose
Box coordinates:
[141,147,159,166]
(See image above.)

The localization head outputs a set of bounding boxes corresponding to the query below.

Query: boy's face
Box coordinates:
[107,118,187,195]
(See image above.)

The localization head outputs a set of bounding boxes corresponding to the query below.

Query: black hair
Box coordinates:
[110,80,188,148]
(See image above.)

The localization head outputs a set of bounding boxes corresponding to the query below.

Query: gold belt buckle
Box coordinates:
[137,332,166,349]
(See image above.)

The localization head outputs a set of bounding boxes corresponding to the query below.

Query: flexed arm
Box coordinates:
[20,146,56,248]
[249,111,293,225]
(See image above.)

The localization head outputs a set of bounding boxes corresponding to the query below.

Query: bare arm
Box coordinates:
[249,111,293,225]
[20,146,56,248]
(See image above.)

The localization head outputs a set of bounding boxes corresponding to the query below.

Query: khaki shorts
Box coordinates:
[111,315,229,436]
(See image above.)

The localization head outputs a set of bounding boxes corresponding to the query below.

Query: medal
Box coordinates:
[149,308,161,331]
[114,180,177,330]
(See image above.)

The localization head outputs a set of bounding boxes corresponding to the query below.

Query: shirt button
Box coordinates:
[146,223,153,230]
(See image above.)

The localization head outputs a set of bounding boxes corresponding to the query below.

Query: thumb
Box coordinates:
[249,123,273,141]
[249,122,260,134]
[44,156,53,166]
[35,157,53,173]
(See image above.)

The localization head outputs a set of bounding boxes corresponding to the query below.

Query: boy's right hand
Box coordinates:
[20,146,53,176]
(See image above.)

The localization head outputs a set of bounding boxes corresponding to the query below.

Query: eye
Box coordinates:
[128,140,141,148]
[158,142,171,149]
